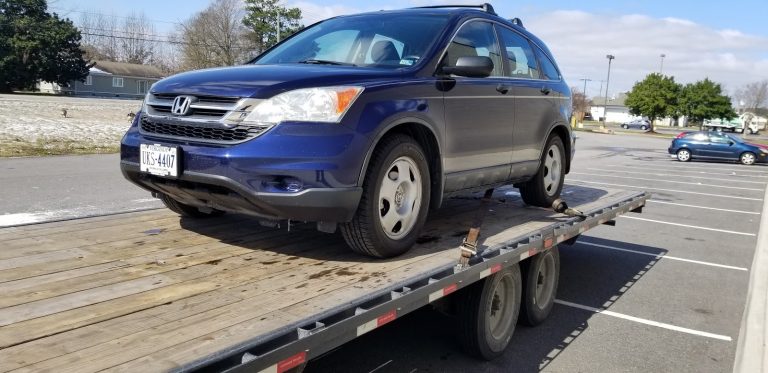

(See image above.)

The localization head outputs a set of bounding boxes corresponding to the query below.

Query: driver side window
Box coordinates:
[443,21,503,77]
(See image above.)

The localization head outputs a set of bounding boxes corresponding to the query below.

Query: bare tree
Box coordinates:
[571,88,591,122]
[77,11,157,64]
[179,0,250,70]
[734,80,768,112]
[119,12,157,64]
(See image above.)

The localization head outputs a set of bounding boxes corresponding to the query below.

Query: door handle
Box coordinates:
[496,84,511,94]
[540,86,551,95]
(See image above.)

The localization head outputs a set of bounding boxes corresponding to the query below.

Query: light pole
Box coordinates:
[659,53,666,74]
[603,54,615,127]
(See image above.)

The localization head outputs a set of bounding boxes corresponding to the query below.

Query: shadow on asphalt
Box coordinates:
[306,236,665,373]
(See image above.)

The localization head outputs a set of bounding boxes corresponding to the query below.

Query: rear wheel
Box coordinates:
[457,265,522,360]
[159,194,224,218]
[676,149,691,162]
[520,135,565,207]
[740,152,756,165]
[520,247,560,326]
[622,124,629,129]
[340,135,430,258]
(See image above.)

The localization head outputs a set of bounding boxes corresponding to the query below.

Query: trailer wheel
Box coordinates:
[457,265,521,360]
[341,134,430,258]
[520,246,560,326]
[159,194,224,218]
[520,135,565,207]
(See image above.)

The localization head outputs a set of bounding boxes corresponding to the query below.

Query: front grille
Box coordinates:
[145,93,244,120]
[140,116,271,143]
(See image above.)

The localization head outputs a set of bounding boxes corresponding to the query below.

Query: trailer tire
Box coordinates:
[159,194,225,218]
[520,246,560,326]
[457,265,522,360]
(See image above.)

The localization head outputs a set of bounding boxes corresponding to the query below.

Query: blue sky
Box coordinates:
[51,0,768,97]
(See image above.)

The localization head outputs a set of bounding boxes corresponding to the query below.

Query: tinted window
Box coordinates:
[255,14,449,68]
[444,21,503,77]
[534,46,560,80]
[497,26,539,79]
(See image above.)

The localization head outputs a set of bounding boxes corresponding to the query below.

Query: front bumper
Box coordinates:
[121,162,361,221]
[120,116,371,222]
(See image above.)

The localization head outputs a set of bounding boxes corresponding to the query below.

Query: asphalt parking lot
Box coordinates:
[309,132,763,373]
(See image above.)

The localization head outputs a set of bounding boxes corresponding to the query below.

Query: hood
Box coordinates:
[150,64,408,98]
[747,142,768,150]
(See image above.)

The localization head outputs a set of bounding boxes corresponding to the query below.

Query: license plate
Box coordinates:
[140,144,179,177]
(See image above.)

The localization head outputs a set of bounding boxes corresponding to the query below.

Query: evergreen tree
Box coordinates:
[0,0,90,92]
[242,0,303,54]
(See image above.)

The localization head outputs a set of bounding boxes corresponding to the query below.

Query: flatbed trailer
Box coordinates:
[0,185,648,372]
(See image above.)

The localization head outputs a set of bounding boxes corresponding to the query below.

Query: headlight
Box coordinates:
[243,86,363,124]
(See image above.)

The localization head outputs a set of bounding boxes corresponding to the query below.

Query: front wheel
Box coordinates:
[457,265,522,360]
[676,148,691,162]
[340,135,430,258]
[640,125,648,131]
[740,152,756,165]
[520,135,566,207]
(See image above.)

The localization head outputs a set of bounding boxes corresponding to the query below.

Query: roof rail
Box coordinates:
[411,3,497,16]
[510,17,524,28]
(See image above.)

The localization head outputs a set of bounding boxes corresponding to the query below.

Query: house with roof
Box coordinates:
[589,93,643,124]
[38,60,164,99]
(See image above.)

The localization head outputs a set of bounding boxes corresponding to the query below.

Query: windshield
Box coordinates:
[726,133,745,143]
[253,13,450,68]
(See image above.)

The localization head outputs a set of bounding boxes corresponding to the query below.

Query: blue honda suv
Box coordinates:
[120,4,574,257]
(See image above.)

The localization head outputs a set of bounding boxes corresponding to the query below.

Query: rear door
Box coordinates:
[496,26,559,179]
[681,132,711,157]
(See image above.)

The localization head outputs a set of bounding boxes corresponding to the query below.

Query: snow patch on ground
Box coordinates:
[0,94,140,148]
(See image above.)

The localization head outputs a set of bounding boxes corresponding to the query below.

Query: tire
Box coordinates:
[520,246,560,326]
[740,152,756,165]
[622,124,628,129]
[676,148,691,162]
[640,125,647,131]
[457,265,522,360]
[340,134,430,258]
[159,194,224,218]
[520,135,565,207]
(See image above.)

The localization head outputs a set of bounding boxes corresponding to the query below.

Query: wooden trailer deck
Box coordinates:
[0,185,643,372]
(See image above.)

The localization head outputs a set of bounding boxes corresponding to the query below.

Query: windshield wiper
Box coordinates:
[298,59,357,66]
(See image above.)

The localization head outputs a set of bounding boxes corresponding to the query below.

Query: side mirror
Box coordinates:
[729,141,735,146]
[442,56,494,78]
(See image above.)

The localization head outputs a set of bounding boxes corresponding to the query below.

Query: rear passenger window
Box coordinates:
[685,133,709,141]
[534,46,560,80]
[443,21,503,77]
[497,26,539,79]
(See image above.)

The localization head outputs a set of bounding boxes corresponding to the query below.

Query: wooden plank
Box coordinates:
[0,232,348,350]
[0,216,262,282]
[0,208,168,237]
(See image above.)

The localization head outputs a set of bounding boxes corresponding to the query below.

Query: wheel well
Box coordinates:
[371,123,443,210]
[549,125,572,173]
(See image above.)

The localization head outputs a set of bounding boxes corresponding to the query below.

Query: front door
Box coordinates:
[441,20,513,192]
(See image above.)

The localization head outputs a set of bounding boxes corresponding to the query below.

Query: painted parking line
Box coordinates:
[554,299,733,341]
[583,168,767,185]
[620,216,757,237]
[576,241,749,271]
[566,179,764,201]
[603,163,768,176]
[647,200,761,215]
[597,165,768,179]
[570,172,764,191]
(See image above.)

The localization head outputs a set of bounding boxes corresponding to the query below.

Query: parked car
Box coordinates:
[621,119,650,131]
[668,131,768,165]
[120,4,574,258]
